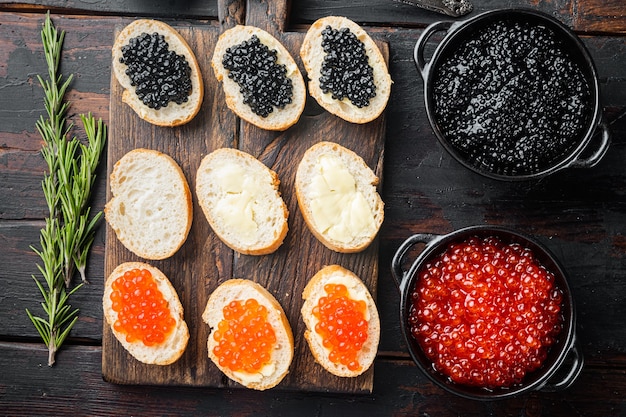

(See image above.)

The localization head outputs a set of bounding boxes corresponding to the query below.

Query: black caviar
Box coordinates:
[222,35,293,118]
[120,32,192,110]
[320,26,376,108]
[432,20,592,176]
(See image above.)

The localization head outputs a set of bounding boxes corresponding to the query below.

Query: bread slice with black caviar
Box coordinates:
[112,19,203,127]
[212,25,306,131]
[300,16,392,124]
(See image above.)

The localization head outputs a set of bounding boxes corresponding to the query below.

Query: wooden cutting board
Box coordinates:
[103,13,387,394]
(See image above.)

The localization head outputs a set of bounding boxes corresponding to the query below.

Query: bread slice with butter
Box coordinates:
[105,148,193,260]
[295,141,384,253]
[103,262,189,365]
[195,148,289,255]
[301,265,380,377]
[202,279,294,390]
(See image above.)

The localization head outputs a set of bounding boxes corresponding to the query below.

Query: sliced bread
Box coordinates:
[195,148,288,255]
[301,265,380,377]
[300,16,392,124]
[295,141,384,253]
[105,148,193,260]
[112,19,203,126]
[103,262,189,365]
[212,25,306,131]
[202,279,294,390]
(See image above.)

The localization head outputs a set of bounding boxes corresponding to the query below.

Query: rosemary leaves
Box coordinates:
[26,12,107,366]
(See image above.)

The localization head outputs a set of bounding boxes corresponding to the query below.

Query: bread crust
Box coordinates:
[103,262,189,365]
[212,25,306,131]
[105,148,193,260]
[301,265,380,377]
[195,148,289,255]
[295,141,384,253]
[112,19,203,127]
[300,16,392,124]
[202,279,294,390]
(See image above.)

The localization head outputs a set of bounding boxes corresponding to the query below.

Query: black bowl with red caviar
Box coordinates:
[414,9,610,181]
[391,225,583,400]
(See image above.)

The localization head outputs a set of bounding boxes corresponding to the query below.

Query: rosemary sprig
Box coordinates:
[26,12,107,366]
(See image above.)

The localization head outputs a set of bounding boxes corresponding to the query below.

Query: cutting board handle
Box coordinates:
[218,0,245,29]
[221,0,290,35]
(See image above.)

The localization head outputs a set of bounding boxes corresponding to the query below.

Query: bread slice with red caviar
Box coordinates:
[211,25,306,131]
[202,279,294,390]
[112,19,203,127]
[301,265,380,377]
[300,16,392,124]
[295,141,384,253]
[103,262,189,365]
[105,148,193,260]
[195,148,289,255]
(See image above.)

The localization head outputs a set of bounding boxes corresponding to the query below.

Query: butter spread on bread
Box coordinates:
[295,141,383,253]
[196,148,288,255]
[309,153,378,244]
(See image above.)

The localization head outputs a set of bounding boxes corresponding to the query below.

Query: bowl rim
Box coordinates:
[420,8,603,181]
[396,225,579,400]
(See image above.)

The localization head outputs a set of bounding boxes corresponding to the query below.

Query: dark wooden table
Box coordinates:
[1,0,625,415]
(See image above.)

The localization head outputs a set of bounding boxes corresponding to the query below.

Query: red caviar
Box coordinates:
[409,236,564,388]
[212,299,276,373]
[110,268,176,346]
[313,283,369,372]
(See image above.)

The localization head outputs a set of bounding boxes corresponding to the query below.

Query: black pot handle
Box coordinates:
[391,233,439,292]
[539,338,584,392]
[568,115,611,169]
[413,20,455,77]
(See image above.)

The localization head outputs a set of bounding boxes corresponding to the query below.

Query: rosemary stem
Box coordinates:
[27,12,107,366]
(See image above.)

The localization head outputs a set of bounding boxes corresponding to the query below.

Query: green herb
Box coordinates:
[26,12,107,366]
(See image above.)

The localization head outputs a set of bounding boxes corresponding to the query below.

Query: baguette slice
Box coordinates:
[196,148,288,255]
[212,25,306,131]
[103,262,189,365]
[295,141,384,253]
[300,16,392,124]
[112,19,203,126]
[105,148,193,260]
[202,279,294,390]
[301,265,380,377]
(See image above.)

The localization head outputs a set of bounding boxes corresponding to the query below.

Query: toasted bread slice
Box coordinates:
[301,265,380,377]
[300,16,392,123]
[295,141,384,253]
[105,148,193,260]
[195,148,288,255]
[112,19,203,126]
[103,262,189,365]
[202,279,294,390]
[212,25,306,131]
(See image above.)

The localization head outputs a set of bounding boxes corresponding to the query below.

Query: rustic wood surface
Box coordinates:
[0,0,625,415]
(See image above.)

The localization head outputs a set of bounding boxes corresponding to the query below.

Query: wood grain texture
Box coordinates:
[2,343,626,417]
[0,0,218,19]
[573,0,626,33]
[102,4,389,392]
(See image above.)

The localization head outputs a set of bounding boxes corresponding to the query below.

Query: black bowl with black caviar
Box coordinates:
[391,225,583,400]
[414,9,610,181]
